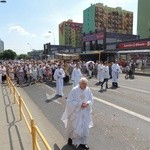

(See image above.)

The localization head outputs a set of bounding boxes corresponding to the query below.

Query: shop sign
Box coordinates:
[118,41,150,48]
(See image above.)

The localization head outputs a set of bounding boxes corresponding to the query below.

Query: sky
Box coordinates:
[0,0,138,54]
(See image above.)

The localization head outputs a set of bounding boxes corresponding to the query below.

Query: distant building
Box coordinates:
[83,31,138,51]
[43,43,81,59]
[83,3,136,51]
[83,3,133,34]
[0,39,4,53]
[137,0,150,38]
[27,50,43,60]
[59,19,83,48]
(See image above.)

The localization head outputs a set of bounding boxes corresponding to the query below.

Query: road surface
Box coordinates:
[21,74,150,150]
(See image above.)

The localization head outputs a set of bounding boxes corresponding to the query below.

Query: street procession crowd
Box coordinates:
[0,58,134,150]
[0,59,124,89]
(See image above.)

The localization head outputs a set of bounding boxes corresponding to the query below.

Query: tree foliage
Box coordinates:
[17,54,30,60]
[2,49,17,60]
[0,52,3,59]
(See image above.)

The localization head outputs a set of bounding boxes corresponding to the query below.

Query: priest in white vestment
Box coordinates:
[61,77,93,149]
[111,60,122,88]
[71,63,83,87]
[54,64,65,97]
[97,61,104,84]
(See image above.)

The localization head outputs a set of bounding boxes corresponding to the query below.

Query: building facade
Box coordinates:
[43,43,81,59]
[27,50,43,60]
[0,39,4,53]
[83,31,138,51]
[83,3,133,35]
[137,0,150,38]
[83,3,135,51]
[59,19,83,48]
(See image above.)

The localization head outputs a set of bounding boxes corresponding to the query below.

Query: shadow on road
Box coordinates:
[46,81,56,88]
[45,95,60,103]
[95,82,100,86]
[54,143,77,150]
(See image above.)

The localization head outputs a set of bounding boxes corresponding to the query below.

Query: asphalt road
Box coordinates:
[21,74,150,150]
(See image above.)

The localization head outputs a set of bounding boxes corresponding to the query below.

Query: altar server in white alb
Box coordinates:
[71,63,83,87]
[111,60,122,88]
[53,63,65,97]
[97,61,104,85]
[61,77,93,150]
[101,61,110,90]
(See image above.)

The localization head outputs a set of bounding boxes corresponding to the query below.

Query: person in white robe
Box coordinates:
[71,63,83,87]
[38,64,43,82]
[97,61,104,84]
[111,60,122,88]
[101,61,110,90]
[53,64,65,97]
[61,77,93,150]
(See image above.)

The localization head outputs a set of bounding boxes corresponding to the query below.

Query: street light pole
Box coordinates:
[48,31,55,45]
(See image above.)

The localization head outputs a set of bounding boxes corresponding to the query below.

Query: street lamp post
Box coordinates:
[48,31,55,45]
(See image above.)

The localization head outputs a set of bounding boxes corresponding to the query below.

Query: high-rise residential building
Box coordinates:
[0,39,4,53]
[137,0,150,38]
[83,3,133,35]
[59,19,83,48]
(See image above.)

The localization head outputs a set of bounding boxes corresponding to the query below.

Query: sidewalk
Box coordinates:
[0,84,32,150]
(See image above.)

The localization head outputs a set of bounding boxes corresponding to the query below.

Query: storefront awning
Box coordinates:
[117,49,150,54]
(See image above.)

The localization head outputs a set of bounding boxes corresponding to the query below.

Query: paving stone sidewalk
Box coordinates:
[0,84,32,150]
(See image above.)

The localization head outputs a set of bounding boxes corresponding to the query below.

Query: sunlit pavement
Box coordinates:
[20,74,150,150]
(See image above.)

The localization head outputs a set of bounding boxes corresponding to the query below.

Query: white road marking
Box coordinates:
[119,85,150,95]
[94,96,150,123]
[46,93,62,105]
[44,82,150,123]
[44,84,56,92]
[92,78,150,95]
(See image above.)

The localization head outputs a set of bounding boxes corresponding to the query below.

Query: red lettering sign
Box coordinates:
[118,41,150,49]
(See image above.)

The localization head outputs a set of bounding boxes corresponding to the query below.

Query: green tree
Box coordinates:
[17,54,30,60]
[3,49,17,60]
[0,52,3,59]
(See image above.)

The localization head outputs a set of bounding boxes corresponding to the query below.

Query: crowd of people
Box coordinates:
[0,59,124,89]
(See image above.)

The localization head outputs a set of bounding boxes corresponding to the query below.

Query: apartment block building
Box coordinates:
[83,3,133,34]
[59,19,83,48]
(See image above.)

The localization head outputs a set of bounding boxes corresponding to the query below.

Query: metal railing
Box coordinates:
[7,76,52,150]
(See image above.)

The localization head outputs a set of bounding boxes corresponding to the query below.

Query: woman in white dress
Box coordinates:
[32,65,38,83]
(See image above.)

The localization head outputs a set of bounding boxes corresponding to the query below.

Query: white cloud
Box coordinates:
[8,25,37,37]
